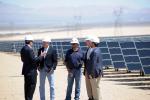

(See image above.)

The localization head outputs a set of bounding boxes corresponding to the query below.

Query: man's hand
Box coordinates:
[47,68,54,74]
[37,66,41,71]
[89,75,93,79]
[40,51,46,57]
[67,68,71,73]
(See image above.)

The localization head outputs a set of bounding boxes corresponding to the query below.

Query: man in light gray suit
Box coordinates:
[84,36,103,100]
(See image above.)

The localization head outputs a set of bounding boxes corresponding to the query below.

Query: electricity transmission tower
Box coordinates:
[74,15,82,37]
[113,7,123,36]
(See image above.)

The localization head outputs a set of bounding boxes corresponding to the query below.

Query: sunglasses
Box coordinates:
[71,43,77,45]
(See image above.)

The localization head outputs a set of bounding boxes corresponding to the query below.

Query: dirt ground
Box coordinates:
[0,52,150,100]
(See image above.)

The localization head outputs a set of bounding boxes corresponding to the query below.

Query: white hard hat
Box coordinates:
[25,35,34,41]
[70,38,79,44]
[91,36,100,43]
[85,35,92,41]
[42,38,51,42]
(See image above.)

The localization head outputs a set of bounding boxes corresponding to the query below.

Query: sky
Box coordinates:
[1,0,150,9]
[0,0,150,30]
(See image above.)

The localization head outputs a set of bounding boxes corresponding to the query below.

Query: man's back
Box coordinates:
[20,45,37,75]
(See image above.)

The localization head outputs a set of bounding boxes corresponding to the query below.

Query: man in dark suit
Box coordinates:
[84,36,103,100]
[38,38,57,100]
[20,35,45,100]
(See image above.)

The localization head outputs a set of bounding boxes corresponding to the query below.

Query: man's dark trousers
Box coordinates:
[24,72,37,100]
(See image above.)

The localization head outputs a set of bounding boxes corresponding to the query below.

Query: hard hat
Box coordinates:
[42,38,51,42]
[85,35,92,41]
[91,36,100,43]
[25,35,34,41]
[70,38,79,44]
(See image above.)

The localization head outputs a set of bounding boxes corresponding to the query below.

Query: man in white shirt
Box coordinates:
[37,38,57,100]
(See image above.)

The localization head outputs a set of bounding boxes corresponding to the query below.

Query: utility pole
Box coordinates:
[74,15,82,37]
[113,7,123,36]
[10,21,14,34]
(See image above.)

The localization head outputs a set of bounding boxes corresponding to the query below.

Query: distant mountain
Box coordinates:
[0,2,49,28]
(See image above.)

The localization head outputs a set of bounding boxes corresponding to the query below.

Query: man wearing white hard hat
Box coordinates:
[84,36,103,100]
[20,35,45,100]
[37,38,57,100]
[64,38,84,100]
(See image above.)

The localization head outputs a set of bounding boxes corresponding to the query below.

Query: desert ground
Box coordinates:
[0,25,150,41]
[0,52,150,100]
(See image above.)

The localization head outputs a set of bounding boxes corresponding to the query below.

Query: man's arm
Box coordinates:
[52,49,58,70]
[64,50,72,72]
[37,48,41,57]
[20,48,24,62]
[28,48,44,65]
[90,49,103,78]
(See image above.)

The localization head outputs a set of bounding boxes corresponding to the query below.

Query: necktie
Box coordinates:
[44,48,47,58]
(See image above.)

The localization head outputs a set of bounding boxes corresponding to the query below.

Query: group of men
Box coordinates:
[20,35,103,100]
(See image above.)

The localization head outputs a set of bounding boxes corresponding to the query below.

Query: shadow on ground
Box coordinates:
[103,69,150,90]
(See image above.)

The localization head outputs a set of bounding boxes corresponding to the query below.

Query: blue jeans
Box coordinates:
[65,68,82,100]
[39,69,55,100]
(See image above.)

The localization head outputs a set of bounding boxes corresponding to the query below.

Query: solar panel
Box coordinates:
[99,42,112,67]
[135,42,150,49]
[120,42,135,48]
[107,42,119,47]
[63,49,67,53]
[99,42,107,47]
[122,49,137,55]
[62,42,70,45]
[63,46,71,50]
[52,46,57,49]
[81,47,88,52]
[52,42,57,45]
[113,62,126,68]
[0,36,150,75]
[102,60,112,66]
[100,48,109,53]
[138,50,150,57]
[57,46,62,49]
[135,42,150,74]
[141,58,150,65]
[124,56,140,62]
[102,54,111,59]
[143,66,150,75]
[109,48,121,54]
[80,42,86,46]
[105,41,126,69]
[111,55,124,61]
[135,41,150,75]
[56,42,61,45]
[127,63,142,71]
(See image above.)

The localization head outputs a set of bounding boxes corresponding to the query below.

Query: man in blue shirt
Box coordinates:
[64,38,84,100]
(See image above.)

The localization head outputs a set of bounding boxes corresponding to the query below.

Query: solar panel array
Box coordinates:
[0,35,150,75]
[0,41,13,52]
[100,36,150,75]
